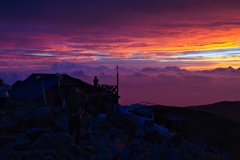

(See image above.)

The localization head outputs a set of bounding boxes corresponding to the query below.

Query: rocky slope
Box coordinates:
[0,103,232,160]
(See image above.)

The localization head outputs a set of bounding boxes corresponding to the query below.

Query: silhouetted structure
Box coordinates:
[93,76,99,87]
[128,103,187,132]
[9,73,119,114]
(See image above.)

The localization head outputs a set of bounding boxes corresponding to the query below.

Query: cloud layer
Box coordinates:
[1,0,240,71]
[1,65,240,107]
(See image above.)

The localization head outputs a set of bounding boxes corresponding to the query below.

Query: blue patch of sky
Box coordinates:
[172,47,240,58]
[31,53,55,57]
[92,52,110,56]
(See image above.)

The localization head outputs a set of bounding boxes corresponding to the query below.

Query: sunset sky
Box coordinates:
[1,0,240,106]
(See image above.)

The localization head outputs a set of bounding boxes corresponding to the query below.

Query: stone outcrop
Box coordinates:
[0,104,231,160]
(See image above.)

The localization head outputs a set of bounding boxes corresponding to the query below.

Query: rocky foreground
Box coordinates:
[0,104,231,160]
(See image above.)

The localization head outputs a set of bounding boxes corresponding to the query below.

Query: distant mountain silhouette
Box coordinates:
[187,101,240,124]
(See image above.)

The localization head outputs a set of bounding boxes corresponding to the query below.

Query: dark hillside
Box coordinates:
[147,105,240,159]
[187,101,240,124]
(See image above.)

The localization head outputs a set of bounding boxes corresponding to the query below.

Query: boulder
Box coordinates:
[107,127,125,141]
[0,135,16,148]
[12,138,31,151]
[144,119,155,127]
[30,107,62,132]
[54,116,68,132]
[144,129,163,144]
[28,132,73,158]
[0,148,23,160]
[88,117,115,132]
[68,144,91,158]
[79,140,99,155]
[106,113,145,140]
[119,139,153,159]
[0,117,10,135]
[26,127,52,141]
[79,131,110,143]
[107,128,125,150]
[169,134,183,147]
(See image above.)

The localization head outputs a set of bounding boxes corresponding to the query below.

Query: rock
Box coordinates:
[106,113,145,140]
[8,110,30,122]
[119,139,152,159]
[200,151,222,160]
[107,127,126,149]
[169,134,183,147]
[90,152,112,160]
[0,117,10,135]
[0,107,234,159]
[43,155,55,160]
[0,110,7,116]
[159,148,181,160]
[104,143,120,159]
[12,138,31,151]
[180,152,194,160]
[28,132,73,158]
[112,137,125,150]
[130,152,162,160]
[80,131,110,143]
[0,112,30,134]
[144,119,154,126]
[42,149,58,159]
[21,150,44,159]
[88,117,115,132]
[79,140,99,155]
[118,146,131,160]
[196,156,207,160]
[0,135,16,148]
[90,142,120,159]
[30,107,63,132]
[68,144,91,158]
[54,116,68,132]
[0,148,23,160]
[144,129,163,144]
[26,127,52,141]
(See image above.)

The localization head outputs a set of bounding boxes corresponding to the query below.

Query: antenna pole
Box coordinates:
[117,65,119,112]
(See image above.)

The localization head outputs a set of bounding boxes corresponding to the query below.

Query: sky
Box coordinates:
[1,0,240,107]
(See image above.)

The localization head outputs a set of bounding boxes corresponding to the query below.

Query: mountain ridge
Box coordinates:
[186,101,240,124]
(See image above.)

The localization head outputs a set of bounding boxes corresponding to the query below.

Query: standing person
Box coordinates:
[67,87,89,145]
[93,76,99,87]
[0,79,11,113]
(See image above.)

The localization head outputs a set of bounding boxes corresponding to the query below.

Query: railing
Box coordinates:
[99,84,118,94]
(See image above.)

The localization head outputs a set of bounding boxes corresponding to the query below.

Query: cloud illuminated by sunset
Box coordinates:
[0,0,240,71]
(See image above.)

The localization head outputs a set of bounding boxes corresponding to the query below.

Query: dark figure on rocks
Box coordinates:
[0,79,11,114]
[93,76,99,87]
[67,87,89,145]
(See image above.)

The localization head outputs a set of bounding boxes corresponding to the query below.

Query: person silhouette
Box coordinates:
[0,79,11,113]
[93,76,99,87]
[67,87,89,145]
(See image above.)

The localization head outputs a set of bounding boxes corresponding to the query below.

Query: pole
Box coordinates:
[36,74,47,106]
[40,78,47,106]
[117,65,119,112]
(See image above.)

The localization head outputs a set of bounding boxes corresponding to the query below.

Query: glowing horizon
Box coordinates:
[1,0,240,71]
